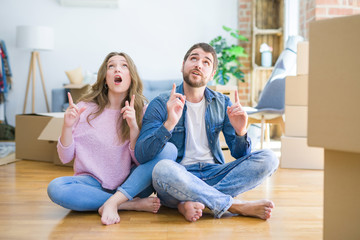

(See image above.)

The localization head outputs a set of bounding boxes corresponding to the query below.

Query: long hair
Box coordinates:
[79,52,147,142]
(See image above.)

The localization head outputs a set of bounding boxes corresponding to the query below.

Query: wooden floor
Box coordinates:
[0,159,323,240]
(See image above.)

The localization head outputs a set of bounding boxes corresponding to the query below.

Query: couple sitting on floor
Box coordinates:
[47,42,279,225]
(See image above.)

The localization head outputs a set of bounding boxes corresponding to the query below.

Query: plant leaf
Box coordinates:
[222,26,232,32]
[230,32,249,41]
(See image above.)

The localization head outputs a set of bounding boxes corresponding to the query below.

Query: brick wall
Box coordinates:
[237,0,252,106]
[238,0,360,106]
[300,0,360,40]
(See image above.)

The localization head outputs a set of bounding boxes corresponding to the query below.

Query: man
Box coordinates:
[135,43,279,222]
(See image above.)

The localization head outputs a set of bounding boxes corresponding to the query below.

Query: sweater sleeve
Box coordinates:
[57,136,75,164]
[56,101,85,164]
[129,144,139,166]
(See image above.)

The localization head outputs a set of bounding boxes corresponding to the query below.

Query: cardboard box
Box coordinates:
[285,75,308,106]
[16,114,57,162]
[37,113,73,167]
[208,85,237,103]
[285,105,308,137]
[296,41,309,75]
[63,83,91,103]
[281,136,323,169]
[324,150,360,239]
[308,15,360,154]
[308,16,360,239]
[15,113,73,166]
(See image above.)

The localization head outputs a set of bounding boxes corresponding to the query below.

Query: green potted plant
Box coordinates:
[209,26,248,85]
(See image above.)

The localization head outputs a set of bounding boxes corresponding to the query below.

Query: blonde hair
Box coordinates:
[80,52,147,142]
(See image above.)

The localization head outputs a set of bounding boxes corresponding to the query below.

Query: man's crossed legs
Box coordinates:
[152,149,279,222]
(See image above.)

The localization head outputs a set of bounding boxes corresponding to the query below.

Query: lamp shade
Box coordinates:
[16,26,54,51]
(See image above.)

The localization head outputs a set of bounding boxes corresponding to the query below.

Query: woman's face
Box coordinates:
[105,55,132,96]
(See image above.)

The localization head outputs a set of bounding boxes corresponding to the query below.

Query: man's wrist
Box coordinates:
[164,120,176,131]
[236,129,247,137]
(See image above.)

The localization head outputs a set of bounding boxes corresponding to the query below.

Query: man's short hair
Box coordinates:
[183,43,218,71]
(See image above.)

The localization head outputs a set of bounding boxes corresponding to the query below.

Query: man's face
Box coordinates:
[182,48,215,88]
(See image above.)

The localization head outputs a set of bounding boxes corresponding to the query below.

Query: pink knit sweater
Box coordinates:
[57,101,139,190]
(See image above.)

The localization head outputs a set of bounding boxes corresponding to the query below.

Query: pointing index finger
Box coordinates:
[235,90,239,104]
[170,83,176,97]
[67,92,74,105]
[130,95,135,108]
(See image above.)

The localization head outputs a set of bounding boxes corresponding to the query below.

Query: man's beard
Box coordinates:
[183,71,207,88]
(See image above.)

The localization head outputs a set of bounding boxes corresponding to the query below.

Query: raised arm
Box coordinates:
[226,90,248,136]
[60,92,86,147]
[120,94,139,150]
[135,84,185,164]
[223,91,251,158]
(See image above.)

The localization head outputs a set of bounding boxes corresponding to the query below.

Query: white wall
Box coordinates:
[0,0,238,126]
[284,0,299,41]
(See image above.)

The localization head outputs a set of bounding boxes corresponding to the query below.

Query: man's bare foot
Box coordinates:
[98,198,121,225]
[228,199,274,220]
[178,201,205,222]
[118,197,161,213]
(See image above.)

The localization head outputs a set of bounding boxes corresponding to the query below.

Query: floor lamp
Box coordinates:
[16,26,54,113]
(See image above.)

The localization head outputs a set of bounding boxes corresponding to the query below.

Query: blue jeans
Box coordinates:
[152,149,279,218]
[47,143,177,211]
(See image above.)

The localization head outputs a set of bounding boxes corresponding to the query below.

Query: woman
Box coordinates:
[47,52,177,225]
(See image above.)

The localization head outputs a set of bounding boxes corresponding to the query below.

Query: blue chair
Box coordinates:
[244,36,304,148]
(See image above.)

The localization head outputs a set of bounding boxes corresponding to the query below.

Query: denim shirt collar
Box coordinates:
[176,82,216,104]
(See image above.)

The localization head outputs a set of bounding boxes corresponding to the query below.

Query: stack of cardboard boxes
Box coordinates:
[308,15,360,239]
[280,41,324,169]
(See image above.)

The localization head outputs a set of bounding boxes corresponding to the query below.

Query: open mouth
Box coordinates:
[114,75,122,83]
[191,70,202,77]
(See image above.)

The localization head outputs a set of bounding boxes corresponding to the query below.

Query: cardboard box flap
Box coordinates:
[37,112,65,118]
[38,117,64,142]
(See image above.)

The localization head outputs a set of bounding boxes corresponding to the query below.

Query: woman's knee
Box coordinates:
[47,177,63,202]
[47,176,77,202]
[157,142,178,161]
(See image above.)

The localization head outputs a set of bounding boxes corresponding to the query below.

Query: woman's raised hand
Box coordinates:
[63,92,86,128]
[121,94,138,130]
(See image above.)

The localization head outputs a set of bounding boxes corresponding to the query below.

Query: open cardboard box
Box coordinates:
[15,113,73,167]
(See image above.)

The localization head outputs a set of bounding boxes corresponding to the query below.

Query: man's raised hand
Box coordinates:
[226,90,248,136]
[164,83,186,131]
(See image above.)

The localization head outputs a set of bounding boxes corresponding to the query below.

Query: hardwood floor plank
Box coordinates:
[0,160,323,240]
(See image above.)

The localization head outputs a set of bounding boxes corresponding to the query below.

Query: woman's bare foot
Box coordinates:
[228,199,274,220]
[118,197,161,213]
[178,201,205,222]
[98,198,121,225]
[98,191,128,225]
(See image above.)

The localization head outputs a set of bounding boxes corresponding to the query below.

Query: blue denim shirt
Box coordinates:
[135,83,252,164]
